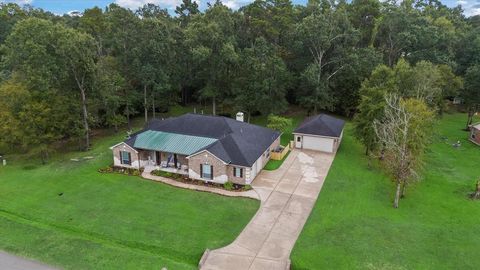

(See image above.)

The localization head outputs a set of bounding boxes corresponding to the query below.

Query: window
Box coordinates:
[234,167,243,178]
[201,164,213,180]
[297,136,301,142]
[120,151,131,165]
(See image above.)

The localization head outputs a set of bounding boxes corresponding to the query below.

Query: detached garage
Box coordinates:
[293,114,345,153]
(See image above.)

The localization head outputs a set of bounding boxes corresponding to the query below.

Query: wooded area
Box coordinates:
[0,0,479,165]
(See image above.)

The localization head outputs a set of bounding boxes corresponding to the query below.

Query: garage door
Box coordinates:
[303,136,334,152]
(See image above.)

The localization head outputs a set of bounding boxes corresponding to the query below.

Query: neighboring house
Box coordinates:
[470,123,480,146]
[110,113,281,185]
[293,114,345,153]
[452,96,464,105]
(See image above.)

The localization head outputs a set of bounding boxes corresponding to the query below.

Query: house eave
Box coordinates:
[292,132,342,139]
[186,149,229,165]
[110,142,139,153]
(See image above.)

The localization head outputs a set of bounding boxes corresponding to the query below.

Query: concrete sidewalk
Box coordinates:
[199,149,335,270]
[0,251,57,270]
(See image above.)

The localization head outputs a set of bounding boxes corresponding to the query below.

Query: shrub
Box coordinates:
[99,166,141,176]
[267,114,292,132]
[242,184,252,191]
[223,181,234,191]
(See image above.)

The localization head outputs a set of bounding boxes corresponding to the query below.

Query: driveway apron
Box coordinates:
[200,149,335,270]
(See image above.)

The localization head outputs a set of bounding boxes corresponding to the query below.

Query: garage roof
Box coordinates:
[133,130,218,156]
[294,114,345,138]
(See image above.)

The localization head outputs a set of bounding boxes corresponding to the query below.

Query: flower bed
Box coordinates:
[98,165,143,176]
[151,170,252,192]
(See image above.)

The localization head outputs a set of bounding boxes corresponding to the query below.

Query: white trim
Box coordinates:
[110,142,139,153]
[185,149,228,165]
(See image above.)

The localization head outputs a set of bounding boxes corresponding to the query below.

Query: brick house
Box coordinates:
[110,113,281,185]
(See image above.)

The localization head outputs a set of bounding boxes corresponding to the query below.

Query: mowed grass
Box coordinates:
[0,124,259,269]
[264,151,291,171]
[291,113,480,269]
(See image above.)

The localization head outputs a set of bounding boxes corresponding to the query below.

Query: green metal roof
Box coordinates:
[133,130,218,155]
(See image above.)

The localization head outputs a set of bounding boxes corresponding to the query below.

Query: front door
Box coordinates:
[156,151,161,165]
[295,135,302,149]
[173,154,178,168]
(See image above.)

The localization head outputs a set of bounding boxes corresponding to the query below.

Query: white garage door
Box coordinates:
[303,136,334,153]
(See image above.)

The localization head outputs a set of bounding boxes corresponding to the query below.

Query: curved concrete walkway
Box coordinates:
[199,149,335,270]
[141,170,259,200]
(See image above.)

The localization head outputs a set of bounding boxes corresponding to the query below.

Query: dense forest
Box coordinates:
[0,0,479,162]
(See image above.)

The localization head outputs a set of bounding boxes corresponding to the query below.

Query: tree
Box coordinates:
[233,37,290,120]
[295,1,356,113]
[79,7,107,56]
[331,47,382,116]
[267,114,292,133]
[462,65,480,129]
[132,17,173,123]
[175,0,199,27]
[136,3,170,19]
[373,95,435,208]
[239,0,294,48]
[354,64,395,156]
[0,3,27,44]
[105,4,140,130]
[0,78,66,163]
[348,0,381,47]
[354,59,454,156]
[96,56,127,132]
[55,25,97,150]
[185,3,238,115]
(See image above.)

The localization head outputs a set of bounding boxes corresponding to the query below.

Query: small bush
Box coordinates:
[267,114,293,132]
[242,184,252,191]
[223,181,234,191]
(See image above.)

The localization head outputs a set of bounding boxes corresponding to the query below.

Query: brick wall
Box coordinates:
[188,151,228,184]
[112,143,140,169]
[227,165,247,185]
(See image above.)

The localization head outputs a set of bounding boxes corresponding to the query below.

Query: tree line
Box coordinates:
[0,0,479,167]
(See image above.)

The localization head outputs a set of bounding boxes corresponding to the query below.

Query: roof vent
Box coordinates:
[236,112,244,122]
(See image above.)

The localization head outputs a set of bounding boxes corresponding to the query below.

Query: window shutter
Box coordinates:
[210,165,213,179]
[200,164,203,178]
[240,168,243,178]
[127,152,131,165]
[119,152,123,164]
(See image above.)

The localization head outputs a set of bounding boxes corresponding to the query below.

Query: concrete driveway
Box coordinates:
[199,149,335,270]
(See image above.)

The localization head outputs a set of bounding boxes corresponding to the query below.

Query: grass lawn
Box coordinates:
[264,150,291,171]
[291,113,480,269]
[0,116,259,269]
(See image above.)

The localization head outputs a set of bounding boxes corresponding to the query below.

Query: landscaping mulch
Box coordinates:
[151,170,252,192]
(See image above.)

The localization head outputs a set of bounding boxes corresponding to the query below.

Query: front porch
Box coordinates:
[139,150,189,175]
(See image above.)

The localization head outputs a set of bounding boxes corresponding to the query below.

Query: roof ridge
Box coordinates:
[317,114,336,135]
[223,134,249,166]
